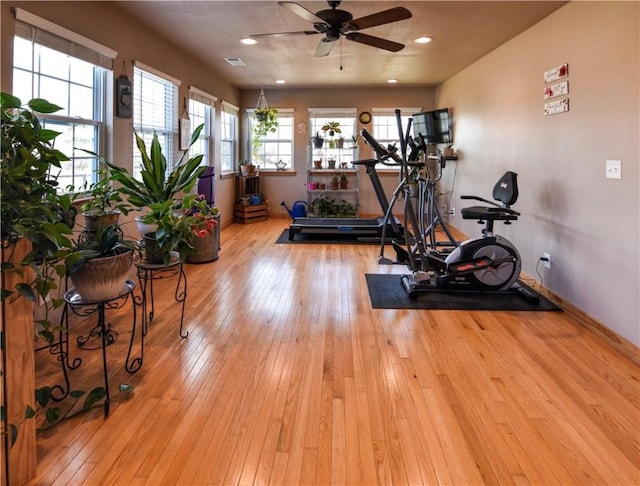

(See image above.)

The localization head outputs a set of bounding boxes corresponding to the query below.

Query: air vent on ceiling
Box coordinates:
[225,57,246,67]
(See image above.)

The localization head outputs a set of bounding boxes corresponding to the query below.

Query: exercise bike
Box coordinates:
[401,170,523,298]
[377,110,536,303]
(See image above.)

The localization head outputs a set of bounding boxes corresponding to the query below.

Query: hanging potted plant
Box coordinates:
[252,107,278,159]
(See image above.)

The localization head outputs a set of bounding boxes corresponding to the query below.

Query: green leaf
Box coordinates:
[1,92,21,109]
[83,387,106,410]
[25,405,36,419]
[35,386,52,407]
[70,390,85,399]
[28,98,63,114]
[10,424,18,447]
[45,407,61,425]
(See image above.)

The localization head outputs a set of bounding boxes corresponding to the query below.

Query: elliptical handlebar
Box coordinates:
[360,127,402,165]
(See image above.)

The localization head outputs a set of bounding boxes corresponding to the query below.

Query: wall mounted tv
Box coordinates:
[412,108,452,145]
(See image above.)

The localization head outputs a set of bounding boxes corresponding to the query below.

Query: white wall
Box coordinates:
[437,1,639,345]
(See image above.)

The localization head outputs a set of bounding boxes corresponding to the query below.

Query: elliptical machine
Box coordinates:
[375,109,533,302]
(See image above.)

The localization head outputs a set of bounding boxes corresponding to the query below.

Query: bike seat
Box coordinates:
[461,171,520,224]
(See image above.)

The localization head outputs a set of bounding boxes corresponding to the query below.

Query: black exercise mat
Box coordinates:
[276,229,380,245]
[365,274,561,311]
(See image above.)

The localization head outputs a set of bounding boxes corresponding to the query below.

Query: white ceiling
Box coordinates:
[113,1,568,89]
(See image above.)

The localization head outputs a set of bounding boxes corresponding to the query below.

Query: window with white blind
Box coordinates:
[220,101,238,173]
[132,62,179,179]
[188,87,216,168]
[12,9,116,192]
[371,107,421,163]
[248,109,294,170]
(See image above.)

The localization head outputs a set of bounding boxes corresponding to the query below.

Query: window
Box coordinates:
[248,109,294,170]
[132,62,179,179]
[12,10,116,191]
[220,101,238,173]
[371,108,420,162]
[309,108,357,165]
[188,87,216,167]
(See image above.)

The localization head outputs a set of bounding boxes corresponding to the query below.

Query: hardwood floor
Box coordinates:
[29,218,639,485]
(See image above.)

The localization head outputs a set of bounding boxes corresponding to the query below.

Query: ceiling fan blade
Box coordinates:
[250,31,319,39]
[345,32,405,52]
[347,7,412,31]
[279,1,326,24]
[314,38,336,57]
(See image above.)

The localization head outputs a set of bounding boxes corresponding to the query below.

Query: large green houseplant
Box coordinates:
[0,92,78,335]
[104,125,206,264]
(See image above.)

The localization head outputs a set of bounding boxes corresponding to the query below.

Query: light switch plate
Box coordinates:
[606,160,621,179]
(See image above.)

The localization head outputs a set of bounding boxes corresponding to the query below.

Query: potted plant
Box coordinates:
[184,195,220,264]
[336,135,345,149]
[329,176,339,190]
[351,134,359,149]
[74,168,130,233]
[327,157,336,169]
[103,125,206,247]
[239,159,257,177]
[340,173,348,189]
[1,93,79,475]
[1,92,78,333]
[321,121,341,137]
[311,132,324,149]
[252,107,278,159]
[67,224,137,302]
[141,199,198,265]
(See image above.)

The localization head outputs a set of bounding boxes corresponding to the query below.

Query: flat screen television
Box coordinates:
[412,108,452,145]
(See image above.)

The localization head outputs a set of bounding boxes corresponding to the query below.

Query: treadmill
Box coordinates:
[288,133,403,241]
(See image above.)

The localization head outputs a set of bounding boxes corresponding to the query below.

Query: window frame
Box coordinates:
[220,101,239,175]
[188,86,217,169]
[248,108,294,171]
[12,11,115,192]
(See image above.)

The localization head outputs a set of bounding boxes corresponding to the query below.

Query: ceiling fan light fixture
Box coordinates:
[276,79,286,84]
[414,36,434,44]
[387,79,398,84]
[240,37,258,45]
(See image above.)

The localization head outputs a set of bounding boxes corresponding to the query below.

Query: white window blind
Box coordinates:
[13,8,117,69]
[132,63,179,177]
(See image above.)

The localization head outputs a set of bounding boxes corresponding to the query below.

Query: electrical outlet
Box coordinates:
[543,252,551,269]
[449,208,455,216]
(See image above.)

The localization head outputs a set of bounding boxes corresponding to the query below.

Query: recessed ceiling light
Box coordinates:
[387,79,398,84]
[240,37,258,45]
[414,36,434,44]
[275,79,286,84]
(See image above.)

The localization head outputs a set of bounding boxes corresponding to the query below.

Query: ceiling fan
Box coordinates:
[249,1,412,57]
